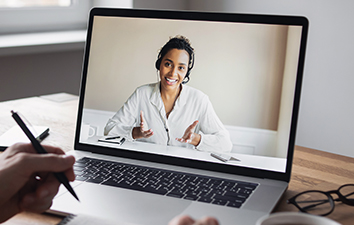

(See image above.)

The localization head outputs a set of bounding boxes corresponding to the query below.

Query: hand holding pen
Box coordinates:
[11,111,79,201]
[0,142,75,222]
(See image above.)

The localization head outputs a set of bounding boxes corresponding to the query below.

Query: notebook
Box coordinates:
[50,8,308,225]
[0,125,49,150]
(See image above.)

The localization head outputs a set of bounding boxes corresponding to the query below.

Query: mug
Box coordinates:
[81,123,96,141]
[256,212,341,225]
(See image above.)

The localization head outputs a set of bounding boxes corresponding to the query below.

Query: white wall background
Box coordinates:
[84,16,297,131]
[134,0,354,158]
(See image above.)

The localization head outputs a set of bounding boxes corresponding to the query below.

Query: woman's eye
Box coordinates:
[164,62,171,67]
[179,66,186,71]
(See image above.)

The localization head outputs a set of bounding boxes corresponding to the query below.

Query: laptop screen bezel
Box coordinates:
[74,8,308,182]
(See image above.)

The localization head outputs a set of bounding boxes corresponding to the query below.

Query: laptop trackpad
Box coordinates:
[51,182,190,224]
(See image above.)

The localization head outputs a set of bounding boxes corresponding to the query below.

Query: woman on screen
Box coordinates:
[104,35,232,153]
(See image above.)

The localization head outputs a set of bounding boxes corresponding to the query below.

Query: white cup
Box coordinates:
[256,212,341,225]
[81,123,96,141]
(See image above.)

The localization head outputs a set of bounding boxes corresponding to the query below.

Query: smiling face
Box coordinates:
[159,48,190,93]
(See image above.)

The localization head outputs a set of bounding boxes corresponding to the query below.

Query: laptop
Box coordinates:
[50,8,308,225]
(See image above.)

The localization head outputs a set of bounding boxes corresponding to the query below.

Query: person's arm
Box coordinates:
[0,143,75,223]
[104,89,140,140]
[104,87,155,141]
[193,96,232,153]
[176,94,232,152]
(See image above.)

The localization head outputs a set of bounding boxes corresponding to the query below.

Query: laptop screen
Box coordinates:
[76,8,308,181]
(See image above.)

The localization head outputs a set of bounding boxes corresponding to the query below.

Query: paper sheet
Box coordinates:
[0,125,49,148]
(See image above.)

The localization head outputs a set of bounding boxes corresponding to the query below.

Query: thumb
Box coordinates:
[140,110,149,131]
[189,120,199,130]
[140,110,145,123]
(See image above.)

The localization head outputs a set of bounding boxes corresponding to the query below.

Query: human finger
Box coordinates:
[140,110,145,123]
[193,217,219,225]
[4,143,65,158]
[140,111,149,131]
[20,193,53,213]
[187,120,199,132]
[176,138,183,143]
[20,190,56,213]
[182,121,198,139]
[141,129,154,138]
[186,133,194,143]
[168,215,195,225]
[20,173,60,212]
[64,166,76,181]
[17,153,75,177]
[176,134,192,143]
[176,133,194,144]
[176,121,198,143]
[41,145,66,155]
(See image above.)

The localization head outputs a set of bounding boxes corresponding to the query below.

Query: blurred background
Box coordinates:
[1,0,353,158]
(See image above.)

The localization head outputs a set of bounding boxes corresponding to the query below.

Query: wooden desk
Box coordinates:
[1,95,353,225]
[274,146,354,225]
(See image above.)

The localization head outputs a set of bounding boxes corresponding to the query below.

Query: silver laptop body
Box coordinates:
[50,8,308,225]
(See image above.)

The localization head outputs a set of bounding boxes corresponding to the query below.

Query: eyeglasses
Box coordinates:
[287,184,354,216]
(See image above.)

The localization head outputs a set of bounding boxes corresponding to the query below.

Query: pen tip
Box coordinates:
[75,195,80,202]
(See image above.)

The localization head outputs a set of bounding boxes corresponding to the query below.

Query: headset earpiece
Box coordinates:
[155,57,161,71]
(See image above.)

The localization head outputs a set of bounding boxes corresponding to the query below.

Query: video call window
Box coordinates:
[79,15,303,173]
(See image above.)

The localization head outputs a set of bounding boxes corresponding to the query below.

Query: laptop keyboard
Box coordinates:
[74,157,258,208]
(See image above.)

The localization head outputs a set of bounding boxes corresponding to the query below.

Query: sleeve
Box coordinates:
[104,89,139,141]
[195,95,233,153]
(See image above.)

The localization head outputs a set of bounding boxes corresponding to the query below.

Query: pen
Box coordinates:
[37,128,50,142]
[11,111,79,202]
[105,136,120,140]
[211,153,228,162]
[210,153,241,162]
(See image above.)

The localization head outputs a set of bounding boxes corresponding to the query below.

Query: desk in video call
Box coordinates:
[82,136,286,172]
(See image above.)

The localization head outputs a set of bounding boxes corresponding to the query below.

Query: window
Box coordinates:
[0,0,133,34]
[0,0,72,8]
[0,0,91,34]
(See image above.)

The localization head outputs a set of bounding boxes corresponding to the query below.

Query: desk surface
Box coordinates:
[1,95,354,225]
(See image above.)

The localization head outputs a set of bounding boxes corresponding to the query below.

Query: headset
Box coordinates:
[155,37,195,84]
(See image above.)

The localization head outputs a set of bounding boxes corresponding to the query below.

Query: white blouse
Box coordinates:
[104,82,232,153]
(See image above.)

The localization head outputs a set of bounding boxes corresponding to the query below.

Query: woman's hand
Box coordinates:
[0,143,75,223]
[176,120,201,146]
[169,215,219,225]
[132,111,154,139]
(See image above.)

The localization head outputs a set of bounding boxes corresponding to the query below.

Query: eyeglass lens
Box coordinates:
[295,191,332,216]
[293,184,354,216]
[339,184,354,203]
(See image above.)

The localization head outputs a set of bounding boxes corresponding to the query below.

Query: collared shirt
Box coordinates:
[104,82,232,153]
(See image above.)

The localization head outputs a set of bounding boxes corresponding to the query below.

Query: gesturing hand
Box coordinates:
[132,111,154,139]
[176,120,201,146]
